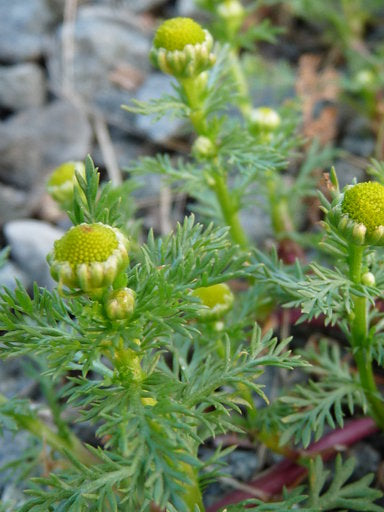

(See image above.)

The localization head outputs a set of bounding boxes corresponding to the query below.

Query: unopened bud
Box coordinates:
[104,287,135,321]
[192,136,216,159]
[362,272,375,287]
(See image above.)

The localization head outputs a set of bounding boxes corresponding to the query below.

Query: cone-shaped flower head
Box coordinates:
[46,161,85,205]
[48,223,129,292]
[154,17,205,51]
[328,181,384,246]
[192,283,234,321]
[151,17,215,78]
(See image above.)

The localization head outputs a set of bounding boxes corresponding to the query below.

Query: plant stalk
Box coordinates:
[212,172,249,248]
[348,243,384,428]
[0,393,100,466]
[180,75,249,249]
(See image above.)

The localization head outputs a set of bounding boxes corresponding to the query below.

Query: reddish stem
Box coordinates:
[206,417,378,512]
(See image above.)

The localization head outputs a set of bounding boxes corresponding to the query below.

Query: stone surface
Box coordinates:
[349,442,381,481]
[333,159,365,190]
[4,219,65,289]
[109,0,168,12]
[0,0,55,61]
[93,89,136,131]
[176,0,205,18]
[202,448,260,508]
[134,73,186,143]
[0,63,47,110]
[48,5,151,108]
[0,185,33,224]
[0,99,92,190]
[0,261,30,291]
[91,128,148,171]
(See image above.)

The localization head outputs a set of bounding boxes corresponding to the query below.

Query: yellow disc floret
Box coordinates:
[154,17,205,51]
[54,224,118,265]
[342,182,384,235]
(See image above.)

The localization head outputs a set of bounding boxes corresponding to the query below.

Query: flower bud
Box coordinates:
[362,272,375,287]
[46,161,85,206]
[104,287,135,321]
[192,136,216,160]
[192,283,234,321]
[150,17,216,78]
[355,69,375,90]
[48,223,129,292]
[248,107,281,138]
[217,0,245,36]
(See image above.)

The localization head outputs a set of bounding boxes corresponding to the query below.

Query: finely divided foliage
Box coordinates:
[2,5,384,511]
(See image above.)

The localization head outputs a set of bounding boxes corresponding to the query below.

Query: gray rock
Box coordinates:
[1,484,26,510]
[0,184,33,224]
[0,63,47,110]
[0,261,30,291]
[176,0,205,18]
[93,88,136,131]
[107,0,168,13]
[48,5,151,106]
[0,358,34,399]
[349,442,381,480]
[135,73,186,143]
[0,0,55,62]
[0,100,92,190]
[4,220,64,289]
[333,160,365,190]
[202,448,260,508]
[91,129,147,171]
[342,135,375,158]
[240,202,273,244]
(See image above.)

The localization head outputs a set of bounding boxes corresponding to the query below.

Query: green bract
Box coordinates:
[150,17,215,78]
[48,223,129,292]
[328,181,384,246]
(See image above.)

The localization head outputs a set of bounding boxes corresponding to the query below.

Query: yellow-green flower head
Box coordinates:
[48,223,129,292]
[150,17,215,78]
[192,283,234,321]
[104,287,135,321]
[154,18,205,51]
[328,181,384,246]
[46,161,85,205]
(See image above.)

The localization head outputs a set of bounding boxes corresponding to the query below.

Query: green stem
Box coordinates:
[179,77,208,135]
[180,75,249,249]
[228,49,252,117]
[348,244,384,428]
[212,172,249,248]
[0,393,100,466]
[267,175,294,236]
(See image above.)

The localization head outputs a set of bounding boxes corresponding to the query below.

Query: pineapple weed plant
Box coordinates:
[2,4,384,512]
